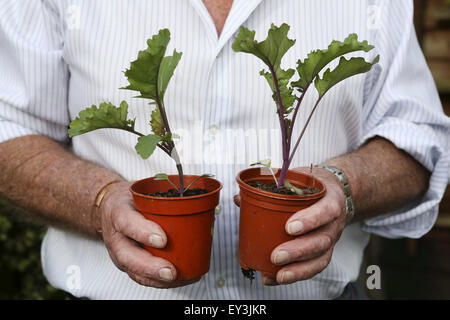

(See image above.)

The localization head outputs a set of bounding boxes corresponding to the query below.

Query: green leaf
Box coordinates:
[250,159,278,185]
[160,132,180,143]
[150,108,166,137]
[68,101,135,138]
[250,159,272,168]
[314,55,379,97]
[135,134,162,159]
[232,27,266,63]
[260,68,296,113]
[154,173,169,181]
[284,179,304,195]
[232,23,295,69]
[292,33,376,91]
[158,50,182,100]
[184,174,215,192]
[233,24,297,110]
[154,173,179,190]
[122,29,181,102]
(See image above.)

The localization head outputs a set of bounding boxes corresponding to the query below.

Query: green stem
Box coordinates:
[288,83,311,147]
[268,167,278,185]
[183,175,210,193]
[166,177,179,190]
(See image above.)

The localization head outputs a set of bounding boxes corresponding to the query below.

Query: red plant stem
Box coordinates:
[267,65,290,188]
[277,95,324,187]
[287,83,311,147]
[277,160,290,188]
[288,95,324,167]
[176,163,184,195]
[280,84,312,187]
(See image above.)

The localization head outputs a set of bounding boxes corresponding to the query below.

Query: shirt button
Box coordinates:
[208,124,219,136]
[215,204,222,215]
[216,277,225,288]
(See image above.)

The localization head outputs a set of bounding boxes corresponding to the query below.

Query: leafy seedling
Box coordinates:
[233,24,379,193]
[250,159,277,185]
[69,29,212,196]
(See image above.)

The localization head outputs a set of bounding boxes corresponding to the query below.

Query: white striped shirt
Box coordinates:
[0,0,449,300]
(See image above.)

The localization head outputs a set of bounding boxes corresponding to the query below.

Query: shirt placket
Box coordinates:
[187,0,263,299]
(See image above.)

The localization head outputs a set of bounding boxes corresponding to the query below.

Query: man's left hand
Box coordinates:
[234,167,348,286]
[262,167,347,285]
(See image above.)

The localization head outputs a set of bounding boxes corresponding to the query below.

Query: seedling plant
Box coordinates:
[68,29,212,196]
[232,24,379,194]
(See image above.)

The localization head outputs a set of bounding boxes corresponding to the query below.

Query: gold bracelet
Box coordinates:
[93,180,123,236]
[94,180,122,208]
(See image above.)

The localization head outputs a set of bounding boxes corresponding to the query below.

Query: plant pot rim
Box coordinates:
[236,167,326,201]
[130,174,223,201]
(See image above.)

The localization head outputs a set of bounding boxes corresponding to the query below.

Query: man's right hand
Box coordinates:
[99,181,200,288]
[0,136,201,289]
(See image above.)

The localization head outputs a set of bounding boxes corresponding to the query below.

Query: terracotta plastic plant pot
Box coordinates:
[130,175,222,280]
[236,167,326,278]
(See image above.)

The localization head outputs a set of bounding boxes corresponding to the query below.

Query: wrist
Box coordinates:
[318,164,355,225]
[324,155,363,203]
[92,179,124,238]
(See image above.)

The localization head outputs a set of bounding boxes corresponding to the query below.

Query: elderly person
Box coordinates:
[0,0,449,300]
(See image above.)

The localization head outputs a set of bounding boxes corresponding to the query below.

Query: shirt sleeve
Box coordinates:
[359,0,450,239]
[0,0,69,144]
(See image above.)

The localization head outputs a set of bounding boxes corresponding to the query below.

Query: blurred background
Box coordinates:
[0,0,449,300]
[359,0,450,300]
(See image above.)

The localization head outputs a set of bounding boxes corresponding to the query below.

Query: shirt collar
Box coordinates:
[189,0,263,56]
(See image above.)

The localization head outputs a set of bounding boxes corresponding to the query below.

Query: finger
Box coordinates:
[112,202,167,248]
[275,248,333,285]
[271,224,336,266]
[128,273,202,289]
[262,276,278,286]
[109,231,177,284]
[233,194,241,207]
[285,194,343,236]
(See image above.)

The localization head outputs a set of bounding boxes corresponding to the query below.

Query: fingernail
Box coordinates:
[149,234,164,248]
[158,268,175,281]
[279,271,294,284]
[287,220,304,235]
[273,250,289,265]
